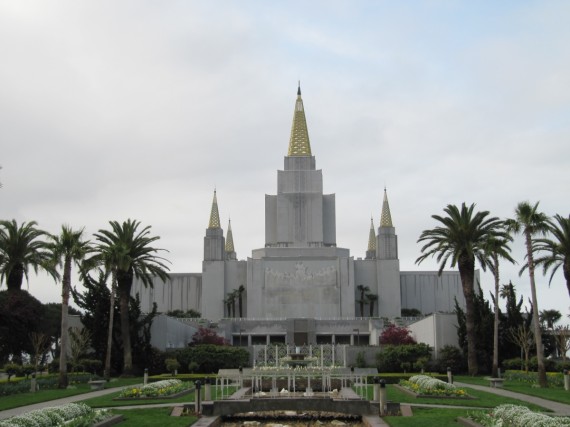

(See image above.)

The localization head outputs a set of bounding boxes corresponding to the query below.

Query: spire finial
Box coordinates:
[208,189,221,229]
[380,188,393,227]
[225,218,235,253]
[287,84,312,156]
[367,217,377,251]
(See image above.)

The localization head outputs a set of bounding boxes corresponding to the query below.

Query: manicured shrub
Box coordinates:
[175,344,249,373]
[501,357,524,371]
[165,358,180,374]
[376,343,431,372]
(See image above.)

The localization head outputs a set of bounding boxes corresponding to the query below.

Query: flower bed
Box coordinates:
[116,379,190,399]
[465,404,570,427]
[398,374,469,398]
[0,402,116,427]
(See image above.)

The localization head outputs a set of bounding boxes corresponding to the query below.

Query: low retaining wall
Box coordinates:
[201,397,376,416]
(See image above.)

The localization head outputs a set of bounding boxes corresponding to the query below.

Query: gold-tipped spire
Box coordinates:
[367,217,377,251]
[225,219,234,252]
[208,190,221,229]
[380,188,393,227]
[287,83,312,156]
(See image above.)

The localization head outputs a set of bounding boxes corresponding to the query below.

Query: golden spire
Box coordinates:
[225,219,235,252]
[380,188,393,227]
[367,217,377,251]
[208,189,221,229]
[287,83,312,156]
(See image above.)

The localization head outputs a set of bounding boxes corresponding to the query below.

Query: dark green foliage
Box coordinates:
[41,303,81,359]
[432,345,466,374]
[3,363,22,380]
[499,282,530,361]
[0,290,45,364]
[0,373,94,397]
[376,344,432,372]
[401,308,422,317]
[166,309,201,318]
[143,347,168,375]
[368,373,448,384]
[174,344,250,373]
[529,356,557,372]
[502,358,524,370]
[72,272,159,375]
[355,351,366,368]
[77,359,103,375]
[455,290,494,374]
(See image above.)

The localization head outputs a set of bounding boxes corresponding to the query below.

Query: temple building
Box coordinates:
[133,86,471,350]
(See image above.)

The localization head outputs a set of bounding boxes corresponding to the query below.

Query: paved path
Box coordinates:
[0,385,130,420]
[454,382,570,416]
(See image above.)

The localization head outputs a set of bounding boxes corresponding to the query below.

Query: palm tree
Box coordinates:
[84,242,129,380]
[539,309,562,330]
[48,225,90,388]
[92,220,169,375]
[230,289,239,318]
[0,220,56,291]
[356,285,370,317]
[505,201,550,387]
[416,203,507,375]
[237,285,245,318]
[366,293,378,317]
[533,214,570,298]
[483,234,515,378]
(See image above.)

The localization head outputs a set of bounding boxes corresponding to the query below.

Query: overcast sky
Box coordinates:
[1,1,569,319]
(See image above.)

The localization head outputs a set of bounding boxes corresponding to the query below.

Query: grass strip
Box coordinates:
[0,377,142,411]
[112,407,197,427]
[384,407,484,427]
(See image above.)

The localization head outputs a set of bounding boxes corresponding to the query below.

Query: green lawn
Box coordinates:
[356,384,549,411]
[384,407,484,427]
[455,375,570,405]
[0,377,142,411]
[112,407,197,427]
[80,385,237,408]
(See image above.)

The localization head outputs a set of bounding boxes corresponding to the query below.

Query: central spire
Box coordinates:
[287,83,312,156]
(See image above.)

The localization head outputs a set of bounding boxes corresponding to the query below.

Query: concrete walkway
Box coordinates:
[454,381,570,416]
[0,385,130,420]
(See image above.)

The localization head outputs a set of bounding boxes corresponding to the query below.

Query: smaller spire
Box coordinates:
[225,219,235,253]
[208,190,221,229]
[367,217,377,251]
[287,84,312,156]
[380,188,393,227]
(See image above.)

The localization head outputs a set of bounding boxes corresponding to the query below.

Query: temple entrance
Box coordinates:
[294,332,308,346]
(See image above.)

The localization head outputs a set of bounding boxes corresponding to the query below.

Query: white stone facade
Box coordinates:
[132,88,467,347]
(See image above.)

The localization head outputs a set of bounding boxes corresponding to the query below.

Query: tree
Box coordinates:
[0,220,56,291]
[90,220,169,375]
[191,327,227,346]
[68,327,92,372]
[379,324,416,345]
[29,332,51,371]
[508,323,533,372]
[499,282,529,361]
[0,290,45,364]
[48,225,90,388]
[73,272,159,375]
[505,201,550,387]
[237,285,245,318]
[540,309,562,330]
[533,214,570,298]
[357,285,370,317]
[416,203,507,375]
[553,325,570,361]
[455,290,495,374]
[483,234,515,378]
[367,293,378,317]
